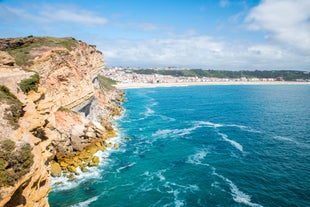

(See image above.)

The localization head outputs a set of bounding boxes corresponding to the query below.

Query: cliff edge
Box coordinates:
[0,36,123,206]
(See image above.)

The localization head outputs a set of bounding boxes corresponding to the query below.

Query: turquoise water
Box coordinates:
[49,85,310,207]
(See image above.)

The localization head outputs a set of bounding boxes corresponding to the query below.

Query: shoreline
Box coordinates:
[116,81,310,89]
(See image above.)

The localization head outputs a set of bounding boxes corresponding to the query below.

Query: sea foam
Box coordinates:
[70,195,99,207]
[186,148,209,166]
[212,168,263,207]
[218,132,243,152]
[51,129,123,192]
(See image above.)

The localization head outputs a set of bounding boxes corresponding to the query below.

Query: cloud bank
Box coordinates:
[100,0,310,70]
[246,0,310,52]
[0,4,107,26]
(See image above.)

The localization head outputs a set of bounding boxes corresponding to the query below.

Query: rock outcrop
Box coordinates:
[0,37,123,206]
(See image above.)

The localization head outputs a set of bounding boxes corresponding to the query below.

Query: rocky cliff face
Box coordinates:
[0,37,123,206]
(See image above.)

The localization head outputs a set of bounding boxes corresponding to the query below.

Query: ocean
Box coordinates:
[48,85,310,207]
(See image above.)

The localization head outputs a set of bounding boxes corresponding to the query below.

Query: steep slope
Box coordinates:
[0,37,123,206]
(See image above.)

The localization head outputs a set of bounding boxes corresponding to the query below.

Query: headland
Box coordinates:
[0,36,124,206]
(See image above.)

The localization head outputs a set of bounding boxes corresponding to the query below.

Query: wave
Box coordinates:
[163,182,200,207]
[142,169,167,182]
[152,125,200,139]
[116,162,136,173]
[218,132,243,152]
[51,165,103,191]
[70,195,99,207]
[194,121,261,133]
[212,168,263,207]
[158,114,176,122]
[186,148,209,166]
[273,135,294,142]
[145,107,155,116]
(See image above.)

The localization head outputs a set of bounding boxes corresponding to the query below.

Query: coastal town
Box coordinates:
[102,67,310,88]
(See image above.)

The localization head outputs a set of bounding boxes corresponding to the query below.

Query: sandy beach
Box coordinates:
[116,81,310,89]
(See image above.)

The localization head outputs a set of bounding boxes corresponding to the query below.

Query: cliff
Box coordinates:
[0,37,123,206]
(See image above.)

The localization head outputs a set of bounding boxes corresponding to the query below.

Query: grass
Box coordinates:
[57,106,78,114]
[0,85,23,128]
[18,72,40,94]
[0,140,34,187]
[6,36,78,67]
[97,75,117,91]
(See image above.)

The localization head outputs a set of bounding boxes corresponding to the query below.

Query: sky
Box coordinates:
[0,0,310,71]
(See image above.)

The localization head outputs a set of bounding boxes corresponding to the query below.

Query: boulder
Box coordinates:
[88,155,100,167]
[81,166,88,172]
[50,162,62,177]
[67,165,77,174]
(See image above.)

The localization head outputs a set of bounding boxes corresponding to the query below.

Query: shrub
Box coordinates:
[19,73,40,94]
[97,75,117,91]
[57,106,78,114]
[0,140,33,187]
[6,36,78,66]
[0,85,23,128]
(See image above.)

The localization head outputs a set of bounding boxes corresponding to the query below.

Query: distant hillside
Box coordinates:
[133,69,310,81]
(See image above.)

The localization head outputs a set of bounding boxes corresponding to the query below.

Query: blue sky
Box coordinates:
[1,0,310,71]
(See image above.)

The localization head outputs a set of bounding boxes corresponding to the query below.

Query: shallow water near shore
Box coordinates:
[49,85,310,207]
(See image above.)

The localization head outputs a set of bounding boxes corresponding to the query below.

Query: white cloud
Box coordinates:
[98,36,309,70]
[39,8,107,25]
[246,0,310,51]
[0,4,107,26]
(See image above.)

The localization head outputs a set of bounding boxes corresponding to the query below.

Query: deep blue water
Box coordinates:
[49,85,310,207]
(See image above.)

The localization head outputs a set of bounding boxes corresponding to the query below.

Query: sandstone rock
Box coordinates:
[67,174,76,182]
[114,143,119,149]
[0,51,16,67]
[89,155,100,167]
[106,142,112,148]
[67,165,77,174]
[86,144,98,154]
[81,166,88,172]
[50,162,62,177]
[0,37,125,206]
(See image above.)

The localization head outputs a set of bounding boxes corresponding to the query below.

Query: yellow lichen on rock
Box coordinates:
[50,162,62,177]
[114,143,119,149]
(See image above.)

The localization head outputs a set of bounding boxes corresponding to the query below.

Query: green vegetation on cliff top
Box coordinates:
[3,36,78,67]
[0,140,33,187]
[0,85,23,128]
[133,69,310,81]
[18,72,40,94]
[97,74,117,91]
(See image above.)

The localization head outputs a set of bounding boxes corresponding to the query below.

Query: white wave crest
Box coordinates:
[164,182,199,207]
[186,148,209,166]
[51,165,103,191]
[273,135,294,142]
[218,132,243,152]
[158,115,176,122]
[116,162,136,173]
[145,107,154,116]
[152,125,200,138]
[194,121,261,133]
[212,169,263,207]
[195,121,223,128]
[142,169,167,182]
[70,195,99,207]
[51,130,123,192]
